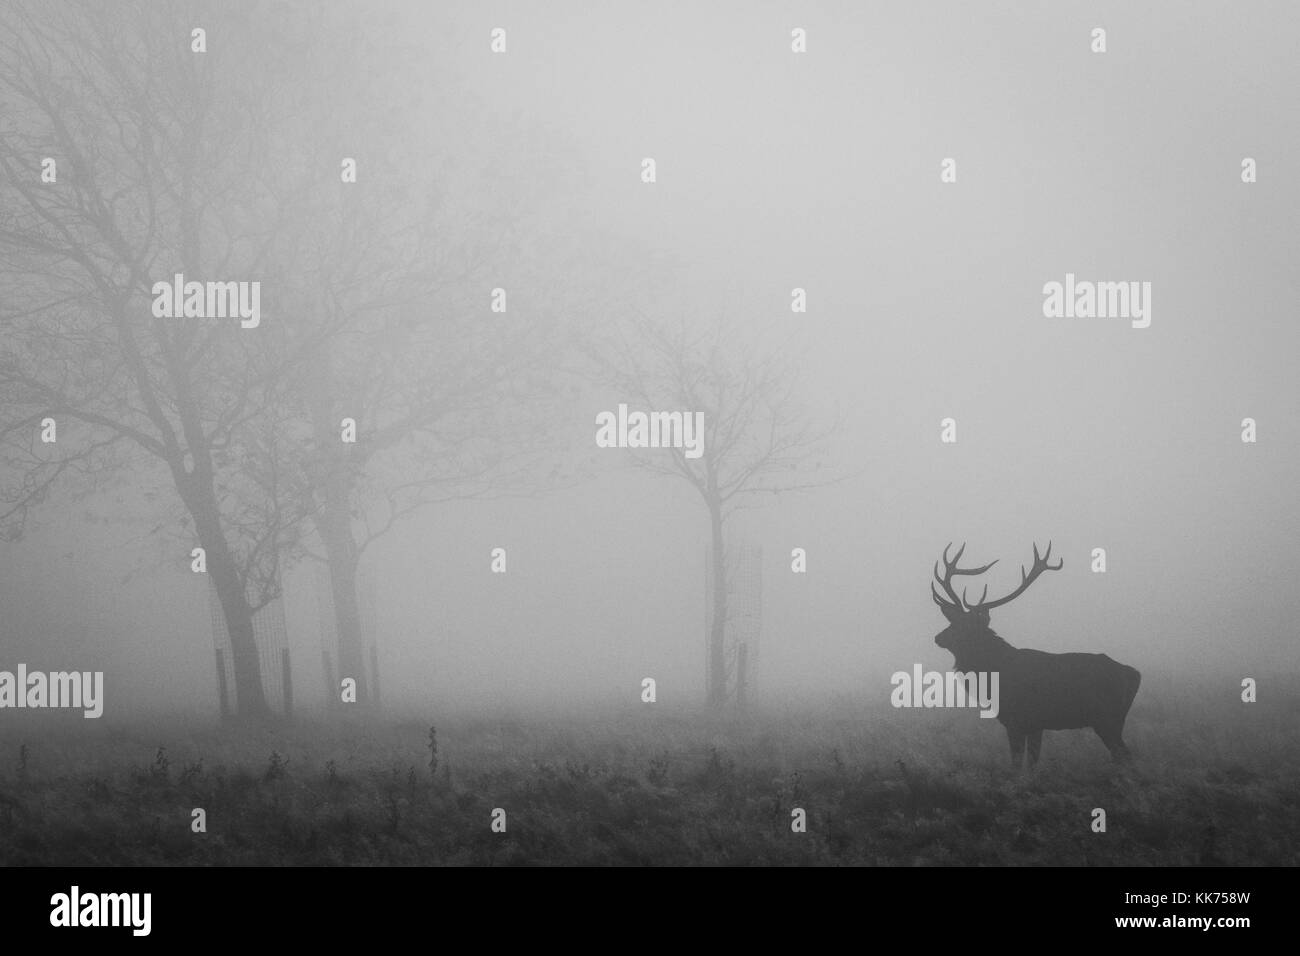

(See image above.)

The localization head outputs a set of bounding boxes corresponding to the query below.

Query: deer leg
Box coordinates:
[1027,730,1043,768]
[1095,725,1131,763]
[1007,728,1026,770]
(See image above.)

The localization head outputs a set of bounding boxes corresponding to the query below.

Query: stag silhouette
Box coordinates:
[930,542,1141,769]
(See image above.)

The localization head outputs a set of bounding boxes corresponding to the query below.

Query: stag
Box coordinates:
[930,542,1141,768]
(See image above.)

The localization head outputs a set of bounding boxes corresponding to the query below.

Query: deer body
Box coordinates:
[930,543,1141,768]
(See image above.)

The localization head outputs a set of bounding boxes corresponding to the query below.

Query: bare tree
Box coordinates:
[0,0,627,721]
[0,1,331,719]
[593,311,840,709]
[289,213,579,708]
[265,19,587,708]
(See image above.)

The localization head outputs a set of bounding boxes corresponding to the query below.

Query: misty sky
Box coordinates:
[1,0,1297,716]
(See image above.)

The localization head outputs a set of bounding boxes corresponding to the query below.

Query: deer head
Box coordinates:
[930,542,1062,669]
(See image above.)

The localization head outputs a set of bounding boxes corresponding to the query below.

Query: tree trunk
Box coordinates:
[308,358,369,708]
[708,497,727,709]
[188,487,270,720]
[317,475,368,707]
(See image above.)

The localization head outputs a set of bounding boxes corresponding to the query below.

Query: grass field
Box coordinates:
[1,684,1296,866]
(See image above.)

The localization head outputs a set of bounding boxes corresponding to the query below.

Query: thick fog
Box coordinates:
[1,0,1296,721]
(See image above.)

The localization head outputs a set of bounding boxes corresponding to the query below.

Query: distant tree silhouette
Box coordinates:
[0,2,343,719]
[593,310,839,709]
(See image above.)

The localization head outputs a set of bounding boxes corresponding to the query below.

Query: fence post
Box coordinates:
[321,649,336,715]
[214,648,230,721]
[281,647,293,721]
[736,642,748,713]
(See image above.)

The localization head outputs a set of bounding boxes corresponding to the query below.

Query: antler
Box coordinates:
[962,541,1062,613]
[931,542,998,614]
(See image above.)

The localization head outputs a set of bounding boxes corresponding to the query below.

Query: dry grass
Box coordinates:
[1,687,1295,865]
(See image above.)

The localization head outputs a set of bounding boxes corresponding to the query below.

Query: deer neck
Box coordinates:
[952,629,1016,672]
